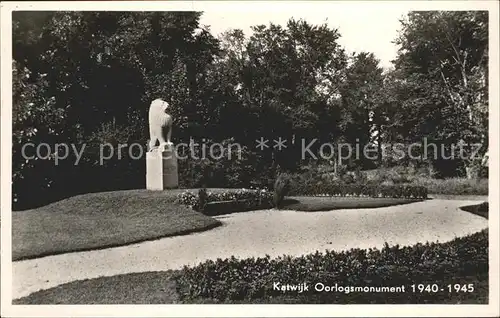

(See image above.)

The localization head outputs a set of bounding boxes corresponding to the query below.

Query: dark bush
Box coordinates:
[203,199,273,216]
[273,173,290,209]
[177,139,277,190]
[198,188,208,212]
[341,172,356,184]
[353,168,368,184]
[288,179,428,199]
[175,229,488,303]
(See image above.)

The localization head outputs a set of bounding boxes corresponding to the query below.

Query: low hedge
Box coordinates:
[203,199,273,216]
[175,229,488,303]
[289,181,428,199]
[176,189,273,214]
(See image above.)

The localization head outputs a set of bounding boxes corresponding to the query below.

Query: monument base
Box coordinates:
[146,148,179,190]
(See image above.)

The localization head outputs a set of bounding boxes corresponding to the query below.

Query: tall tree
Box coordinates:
[339,52,384,167]
[392,11,488,177]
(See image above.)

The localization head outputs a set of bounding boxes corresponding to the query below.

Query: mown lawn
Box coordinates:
[12,189,223,261]
[13,271,181,304]
[460,202,489,219]
[282,196,422,211]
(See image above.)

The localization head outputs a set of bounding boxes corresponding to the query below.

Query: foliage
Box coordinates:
[175,229,488,303]
[198,188,208,212]
[203,199,274,216]
[353,167,368,184]
[370,167,413,185]
[177,138,270,189]
[12,11,221,208]
[12,60,67,206]
[176,188,273,213]
[273,173,290,209]
[176,191,200,210]
[410,177,488,195]
[338,52,385,168]
[12,11,489,208]
[391,11,488,173]
[288,179,428,199]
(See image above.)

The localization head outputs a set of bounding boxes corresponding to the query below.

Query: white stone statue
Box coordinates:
[148,98,173,152]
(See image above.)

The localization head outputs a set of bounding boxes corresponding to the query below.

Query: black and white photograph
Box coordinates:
[1,1,499,317]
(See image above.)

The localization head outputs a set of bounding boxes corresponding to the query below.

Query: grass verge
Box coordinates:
[460,202,489,219]
[12,190,222,261]
[13,271,180,304]
[282,196,422,211]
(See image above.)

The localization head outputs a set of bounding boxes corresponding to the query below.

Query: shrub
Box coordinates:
[198,188,208,212]
[335,164,349,178]
[177,139,277,190]
[353,168,368,184]
[370,167,413,185]
[288,179,428,199]
[341,172,356,184]
[175,229,488,303]
[411,177,488,195]
[273,174,290,209]
[176,191,200,210]
[203,199,273,216]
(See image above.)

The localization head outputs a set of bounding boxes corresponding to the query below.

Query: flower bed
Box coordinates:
[175,229,488,303]
[176,189,273,214]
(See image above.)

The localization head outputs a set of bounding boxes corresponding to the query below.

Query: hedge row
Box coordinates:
[176,189,273,213]
[203,200,273,216]
[289,181,428,199]
[175,230,488,303]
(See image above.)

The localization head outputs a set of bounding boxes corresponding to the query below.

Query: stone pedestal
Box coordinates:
[146,148,179,190]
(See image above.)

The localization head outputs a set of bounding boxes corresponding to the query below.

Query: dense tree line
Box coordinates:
[12,11,488,209]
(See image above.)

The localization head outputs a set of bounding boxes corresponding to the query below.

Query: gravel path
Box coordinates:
[13,199,488,299]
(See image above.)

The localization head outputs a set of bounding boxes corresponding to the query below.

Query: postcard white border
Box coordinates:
[1,1,499,317]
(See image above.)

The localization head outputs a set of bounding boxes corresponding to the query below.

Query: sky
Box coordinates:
[199,9,409,69]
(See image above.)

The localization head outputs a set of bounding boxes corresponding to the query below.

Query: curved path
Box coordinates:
[13,199,488,299]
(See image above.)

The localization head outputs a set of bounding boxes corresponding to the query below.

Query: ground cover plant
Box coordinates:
[14,229,488,304]
[12,190,222,261]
